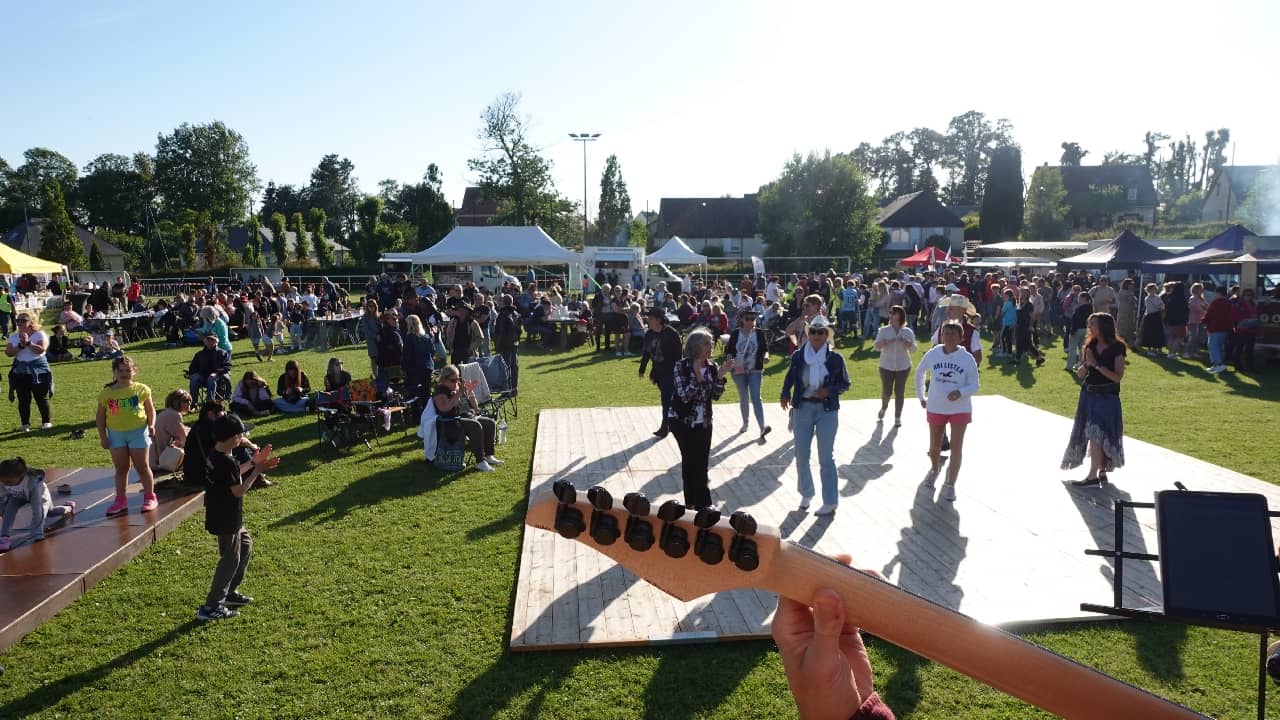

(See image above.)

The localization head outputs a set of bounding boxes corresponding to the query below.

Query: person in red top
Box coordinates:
[126,279,143,303]
[1230,288,1260,373]
[1201,285,1234,374]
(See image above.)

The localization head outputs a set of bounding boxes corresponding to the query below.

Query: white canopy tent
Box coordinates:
[647,236,708,266]
[407,226,577,265]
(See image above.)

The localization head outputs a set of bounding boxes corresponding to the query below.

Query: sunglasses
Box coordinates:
[807,328,828,335]
[15,317,30,324]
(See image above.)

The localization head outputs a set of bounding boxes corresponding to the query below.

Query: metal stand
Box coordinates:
[1080,499,1280,720]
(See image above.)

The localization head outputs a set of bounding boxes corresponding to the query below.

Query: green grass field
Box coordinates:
[0,327,1274,719]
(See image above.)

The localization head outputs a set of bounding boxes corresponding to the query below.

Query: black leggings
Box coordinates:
[10,373,51,426]
[457,415,497,458]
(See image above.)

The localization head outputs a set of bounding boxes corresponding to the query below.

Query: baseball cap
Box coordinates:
[211,414,247,442]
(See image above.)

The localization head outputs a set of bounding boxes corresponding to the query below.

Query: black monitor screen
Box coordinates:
[1157,491,1280,623]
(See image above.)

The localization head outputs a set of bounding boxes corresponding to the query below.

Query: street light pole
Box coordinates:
[568,132,600,245]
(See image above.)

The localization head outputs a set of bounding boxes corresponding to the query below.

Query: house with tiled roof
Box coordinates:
[1201,166,1273,222]
[654,195,763,259]
[875,191,964,254]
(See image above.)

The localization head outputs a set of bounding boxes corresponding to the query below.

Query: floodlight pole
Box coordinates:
[568,132,600,245]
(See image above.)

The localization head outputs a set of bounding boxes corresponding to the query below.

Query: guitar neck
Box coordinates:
[769,541,1208,720]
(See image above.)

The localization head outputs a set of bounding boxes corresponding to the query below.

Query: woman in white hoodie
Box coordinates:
[914,320,979,501]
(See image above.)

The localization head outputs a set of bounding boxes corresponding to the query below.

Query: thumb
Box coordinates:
[809,588,846,655]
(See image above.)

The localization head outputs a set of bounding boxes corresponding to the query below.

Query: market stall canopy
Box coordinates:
[0,242,66,275]
[899,245,955,267]
[1057,230,1173,270]
[407,226,576,265]
[647,236,708,265]
[1140,224,1256,273]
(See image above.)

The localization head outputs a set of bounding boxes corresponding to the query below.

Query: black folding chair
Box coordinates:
[477,355,517,422]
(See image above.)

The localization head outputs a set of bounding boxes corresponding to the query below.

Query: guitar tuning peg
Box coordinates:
[552,480,577,505]
[587,486,613,511]
[693,507,721,528]
[657,500,686,523]
[622,492,650,517]
[729,511,757,537]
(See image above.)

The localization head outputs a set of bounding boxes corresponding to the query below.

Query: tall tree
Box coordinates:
[78,152,154,236]
[908,128,946,197]
[468,92,575,232]
[38,181,85,269]
[6,148,79,217]
[245,215,262,267]
[306,155,360,241]
[1023,167,1069,241]
[1199,128,1231,191]
[180,223,197,270]
[595,155,631,245]
[197,211,217,269]
[940,111,1014,205]
[268,212,287,264]
[627,216,648,249]
[309,208,334,267]
[290,211,308,261]
[1059,142,1088,166]
[258,181,308,224]
[757,151,882,264]
[1102,150,1143,166]
[154,121,259,225]
[1142,131,1169,180]
[89,241,105,271]
[979,145,1024,243]
[354,196,403,264]
[379,165,454,251]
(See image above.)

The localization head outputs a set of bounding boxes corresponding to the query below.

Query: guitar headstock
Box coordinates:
[525,480,782,601]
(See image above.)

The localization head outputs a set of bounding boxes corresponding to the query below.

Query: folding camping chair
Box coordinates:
[476,355,517,422]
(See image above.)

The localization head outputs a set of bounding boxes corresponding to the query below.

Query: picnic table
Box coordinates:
[306,310,364,351]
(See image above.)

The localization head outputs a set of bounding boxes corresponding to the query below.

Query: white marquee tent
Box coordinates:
[647,236,708,266]
[407,226,577,265]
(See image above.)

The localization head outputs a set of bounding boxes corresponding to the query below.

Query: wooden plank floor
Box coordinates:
[0,468,204,651]
[511,396,1280,650]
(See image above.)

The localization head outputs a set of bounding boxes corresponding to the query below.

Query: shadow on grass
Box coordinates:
[269,461,461,527]
[0,620,201,718]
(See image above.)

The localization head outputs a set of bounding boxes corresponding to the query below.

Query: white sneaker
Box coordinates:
[484,455,505,466]
[41,423,53,430]
[798,495,813,510]
[1209,364,1224,374]
[814,503,837,517]
[474,460,495,473]
[19,425,30,432]
[941,483,957,501]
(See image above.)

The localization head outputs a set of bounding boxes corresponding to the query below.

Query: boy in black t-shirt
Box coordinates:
[196,414,279,621]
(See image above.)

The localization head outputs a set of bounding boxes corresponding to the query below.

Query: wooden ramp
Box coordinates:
[0,469,204,651]
[511,396,1280,650]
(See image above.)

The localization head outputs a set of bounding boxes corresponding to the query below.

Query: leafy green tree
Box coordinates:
[379,165,454,251]
[96,229,145,273]
[961,212,981,241]
[197,211,217,269]
[180,223,197,270]
[355,196,384,265]
[979,145,1024,243]
[1023,167,1069,241]
[290,211,308,261]
[1102,150,1143,166]
[1199,129,1230,190]
[258,181,309,224]
[1166,191,1206,224]
[306,155,360,241]
[309,208,334,267]
[245,215,262,267]
[37,181,85,269]
[595,155,631,245]
[77,153,154,235]
[941,111,1014,205]
[468,92,576,233]
[1069,184,1129,228]
[1060,142,1088,166]
[628,216,648,248]
[6,148,79,218]
[268,212,288,264]
[757,151,882,264]
[154,121,259,225]
[89,241,104,271]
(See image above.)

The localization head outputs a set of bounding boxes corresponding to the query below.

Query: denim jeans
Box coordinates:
[189,373,220,399]
[862,308,880,338]
[792,400,839,506]
[1065,329,1087,368]
[1208,331,1228,367]
[273,396,310,413]
[731,372,765,430]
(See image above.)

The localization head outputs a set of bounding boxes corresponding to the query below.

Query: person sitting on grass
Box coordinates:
[150,389,192,476]
[320,357,352,408]
[0,457,76,552]
[97,329,123,360]
[195,413,279,622]
[274,361,312,414]
[230,371,273,418]
[47,325,73,362]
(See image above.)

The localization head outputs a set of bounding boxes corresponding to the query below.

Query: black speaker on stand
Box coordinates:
[1082,488,1280,720]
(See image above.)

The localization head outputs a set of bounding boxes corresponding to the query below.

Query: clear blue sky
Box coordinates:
[3,0,1278,219]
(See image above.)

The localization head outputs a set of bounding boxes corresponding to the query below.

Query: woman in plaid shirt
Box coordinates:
[667,328,732,509]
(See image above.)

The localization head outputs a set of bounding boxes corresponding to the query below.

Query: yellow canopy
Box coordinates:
[0,243,66,275]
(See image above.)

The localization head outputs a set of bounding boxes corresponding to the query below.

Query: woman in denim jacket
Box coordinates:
[780,315,850,517]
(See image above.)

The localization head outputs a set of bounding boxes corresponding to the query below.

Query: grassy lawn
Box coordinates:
[0,328,1275,719]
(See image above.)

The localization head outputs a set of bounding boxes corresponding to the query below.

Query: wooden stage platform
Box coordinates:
[512,396,1280,651]
[0,468,203,651]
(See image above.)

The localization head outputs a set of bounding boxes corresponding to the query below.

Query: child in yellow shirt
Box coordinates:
[96,356,158,515]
